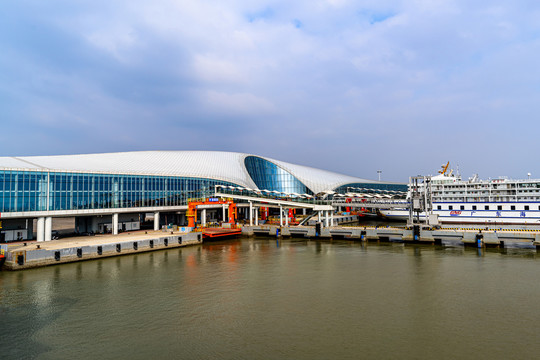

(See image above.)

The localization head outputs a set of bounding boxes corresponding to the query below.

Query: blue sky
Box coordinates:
[1,0,540,182]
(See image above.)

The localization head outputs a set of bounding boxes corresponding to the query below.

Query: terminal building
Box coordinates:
[0,151,405,242]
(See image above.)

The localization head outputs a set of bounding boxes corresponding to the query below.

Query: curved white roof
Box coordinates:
[0,151,398,193]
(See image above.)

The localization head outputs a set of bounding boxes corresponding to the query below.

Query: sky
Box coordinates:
[1,0,540,182]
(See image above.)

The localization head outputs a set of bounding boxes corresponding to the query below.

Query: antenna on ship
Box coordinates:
[528,173,532,179]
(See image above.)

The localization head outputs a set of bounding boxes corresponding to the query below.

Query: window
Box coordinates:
[0,170,240,212]
[460,205,465,210]
[498,205,502,210]
[525,205,530,210]
[485,205,489,210]
[245,156,313,194]
[449,205,453,210]
[511,205,516,210]
[437,205,441,210]
[472,205,477,210]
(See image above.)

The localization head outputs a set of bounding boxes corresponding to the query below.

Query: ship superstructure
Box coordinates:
[381,163,540,225]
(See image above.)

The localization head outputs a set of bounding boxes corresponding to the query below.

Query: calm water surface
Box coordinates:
[1,237,540,359]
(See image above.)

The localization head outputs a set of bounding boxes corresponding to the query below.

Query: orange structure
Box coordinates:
[345,197,352,213]
[187,198,237,228]
[288,208,298,225]
[203,227,242,239]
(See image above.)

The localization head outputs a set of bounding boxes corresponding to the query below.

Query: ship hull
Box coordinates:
[380,203,540,225]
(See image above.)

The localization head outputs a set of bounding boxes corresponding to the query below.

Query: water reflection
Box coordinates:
[1,237,540,360]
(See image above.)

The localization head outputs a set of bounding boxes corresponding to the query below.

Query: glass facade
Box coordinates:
[244,156,313,194]
[0,170,237,213]
[334,182,408,193]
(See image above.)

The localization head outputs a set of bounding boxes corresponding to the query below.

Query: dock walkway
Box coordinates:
[242,225,540,249]
[3,230,202,270]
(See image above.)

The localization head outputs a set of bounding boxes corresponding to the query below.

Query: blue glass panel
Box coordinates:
[0,169,239,212]
[244,156,313,194]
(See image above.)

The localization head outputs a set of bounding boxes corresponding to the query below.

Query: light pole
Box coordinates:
[377,170,382,181]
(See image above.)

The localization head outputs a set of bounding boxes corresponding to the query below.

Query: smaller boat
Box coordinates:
[202,227,242,240]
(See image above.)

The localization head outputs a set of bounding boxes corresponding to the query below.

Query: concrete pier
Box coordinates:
[241,225,540,249]
[3,230,202,270]
[6,224,540,271]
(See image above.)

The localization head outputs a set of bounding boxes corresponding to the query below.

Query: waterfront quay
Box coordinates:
[2,230,201,270]
[5,223,540,271]
[243,224,540,249]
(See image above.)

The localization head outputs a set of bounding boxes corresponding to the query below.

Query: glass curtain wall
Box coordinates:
[0,170,236,212]
[244,156,313,194]
[334,183,408,194]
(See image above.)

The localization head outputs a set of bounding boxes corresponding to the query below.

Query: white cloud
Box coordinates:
[3,0,540,179]
[86,25,138,63]
[192,55,249,85]
[200,90,275,116]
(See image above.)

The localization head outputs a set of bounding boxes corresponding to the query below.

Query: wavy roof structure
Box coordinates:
[0,151,398,193]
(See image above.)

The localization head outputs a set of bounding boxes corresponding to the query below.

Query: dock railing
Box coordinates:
[214,185,409,210]
[214,185,328,205]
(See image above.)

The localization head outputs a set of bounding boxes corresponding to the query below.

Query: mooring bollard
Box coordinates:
[476,233,484,248]
[413,225,420,242]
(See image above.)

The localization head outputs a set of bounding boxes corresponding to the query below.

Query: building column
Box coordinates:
[279,205,283,226]
[202,209,207,226]
[222,205,226,223]
[249,202,253,226]
[37,217,45,242]
[285,208,289,226]
[154,212,160,231]
[303,208,306,215]
[255,207,259,226]
[112,213,119,235]
[330,211,334,227]
[44,216,52,241]
[324,211,329,228]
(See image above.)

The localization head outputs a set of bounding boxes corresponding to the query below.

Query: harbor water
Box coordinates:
[1,237,540,359]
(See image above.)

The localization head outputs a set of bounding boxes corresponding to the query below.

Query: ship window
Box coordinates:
[511,205,516,210]
[460,205,465,210]
[449,205,453,210]
[472,205,477,210]
[485,205,489,210]
[437,205,441,210]
[525,205,530,210]
[498,205,502,210]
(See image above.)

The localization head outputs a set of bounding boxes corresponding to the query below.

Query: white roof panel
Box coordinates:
[0,151,399,193]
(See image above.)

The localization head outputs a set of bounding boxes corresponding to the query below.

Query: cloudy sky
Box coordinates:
[1,0,540,182]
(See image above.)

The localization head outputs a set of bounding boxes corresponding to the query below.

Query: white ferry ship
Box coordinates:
[380,163,540,225]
